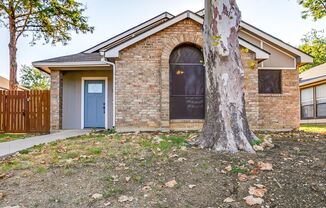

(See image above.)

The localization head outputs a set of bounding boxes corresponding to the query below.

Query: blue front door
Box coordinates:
[84,80,105,128]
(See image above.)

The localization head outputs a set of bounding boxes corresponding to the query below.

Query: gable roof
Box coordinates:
[196,9,312,63]
[300,63,326,87]
[33,9,313,72]
[84,12,174,53]
[103,10,269,60]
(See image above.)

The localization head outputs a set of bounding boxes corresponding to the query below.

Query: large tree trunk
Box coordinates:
[197,0,255,153]
[9,16,18,90]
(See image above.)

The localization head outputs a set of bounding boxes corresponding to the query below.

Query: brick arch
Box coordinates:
[159,35,203,129]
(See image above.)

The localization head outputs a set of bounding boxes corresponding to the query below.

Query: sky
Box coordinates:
[0,0,325,79]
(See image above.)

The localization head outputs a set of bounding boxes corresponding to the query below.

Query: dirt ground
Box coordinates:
[0,131,325,208]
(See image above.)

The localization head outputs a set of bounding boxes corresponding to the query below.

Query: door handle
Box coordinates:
[103,103,105,114]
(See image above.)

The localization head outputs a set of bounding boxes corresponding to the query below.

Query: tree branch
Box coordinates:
[16,3,33,40]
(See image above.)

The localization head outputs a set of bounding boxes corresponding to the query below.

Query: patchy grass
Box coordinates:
[300,124,326,134]
[0,131,325,208]
[0,133,33,143]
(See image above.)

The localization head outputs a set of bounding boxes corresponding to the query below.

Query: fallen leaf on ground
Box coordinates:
[254,184,265,189]
[165,180,177,188]
[225,165,232,172]
[249,186,267,197]
[125,177,131,182]
[177,157,187,162]
[118,195,134,202]
[223,197,235,203]
[92,193,103,199]
[0,192,5,199]
[112,175,119,182]
[253,145,264,152]
[238,173,249,182]
[243,195,264,206]
[257,162,273,171]
[188,184,196,189]
[169,154,178,158]
[104,201,111,206]
[248,160,255,165]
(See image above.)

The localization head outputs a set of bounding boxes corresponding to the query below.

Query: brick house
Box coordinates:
[33,10,312,132]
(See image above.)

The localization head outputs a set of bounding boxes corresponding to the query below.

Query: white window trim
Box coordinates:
[81,77,109,129]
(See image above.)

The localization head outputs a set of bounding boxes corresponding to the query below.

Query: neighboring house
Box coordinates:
[0,76,28,91]
[300,63,326,124]
[33,10,313,132]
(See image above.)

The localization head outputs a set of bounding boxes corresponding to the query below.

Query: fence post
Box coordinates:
[25,91,30,133]
[4,91,8,132]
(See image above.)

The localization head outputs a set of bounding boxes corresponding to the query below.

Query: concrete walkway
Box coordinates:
[0,130,91,157]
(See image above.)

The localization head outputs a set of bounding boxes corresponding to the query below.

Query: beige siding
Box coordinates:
[62,70,113,129]
[239,31,261,47]
[262,43,295,68]
[239,31,297,69]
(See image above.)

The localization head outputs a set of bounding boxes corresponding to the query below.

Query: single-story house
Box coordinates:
[0,76,28,91]
[300,63,326,124]
[33,10,313,132]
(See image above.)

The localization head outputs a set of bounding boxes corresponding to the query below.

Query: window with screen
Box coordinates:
[301,87,314,119]
[316,84,326,118]
[169,45,205,119]
[258,70,282,94]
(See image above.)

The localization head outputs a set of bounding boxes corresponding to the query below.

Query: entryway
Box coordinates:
[82,78,108,129]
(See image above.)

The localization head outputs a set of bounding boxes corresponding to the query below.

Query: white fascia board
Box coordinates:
[240,21,313,63]
[33,61,108,68]
[300,76,326,87]
[239,39,270,60]
[105,12,204,58]
[84,13,174,54]
[196,9,204,16]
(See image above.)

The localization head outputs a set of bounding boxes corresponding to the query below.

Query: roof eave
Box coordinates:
[104,11,204,58]
[32,61,110,73]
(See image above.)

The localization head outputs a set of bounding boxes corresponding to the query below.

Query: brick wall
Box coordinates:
[50,70,63,130]
[257,70,300,130]
[114,18,300,132]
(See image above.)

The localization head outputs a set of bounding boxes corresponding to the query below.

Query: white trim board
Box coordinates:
[84,12,174,53]
[105,11,204,58]
[240,21,312,63]
[81,77,109,129]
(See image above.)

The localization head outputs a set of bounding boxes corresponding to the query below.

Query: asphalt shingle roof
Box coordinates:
[33,53,102,64]
[299,63,326,85]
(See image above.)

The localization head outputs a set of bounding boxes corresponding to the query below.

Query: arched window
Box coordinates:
[170,45,205,119]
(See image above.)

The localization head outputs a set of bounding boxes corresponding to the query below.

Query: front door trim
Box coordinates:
[81,77,108,129]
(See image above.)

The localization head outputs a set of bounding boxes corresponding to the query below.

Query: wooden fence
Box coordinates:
[0,90,50,133]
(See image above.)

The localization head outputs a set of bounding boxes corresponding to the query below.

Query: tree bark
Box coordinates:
[9,15,18,90]
[197,0,255,153]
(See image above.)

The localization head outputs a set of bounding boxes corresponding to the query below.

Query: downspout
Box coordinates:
[100,51,116,128]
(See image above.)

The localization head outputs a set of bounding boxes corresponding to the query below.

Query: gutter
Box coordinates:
[100,51,116,128]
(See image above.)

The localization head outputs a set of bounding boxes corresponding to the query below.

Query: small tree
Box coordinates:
[299,29,326,73]
[20,65,50,90]
[196,0,256,153]
[0,0,94,90]
[298,0,326,21]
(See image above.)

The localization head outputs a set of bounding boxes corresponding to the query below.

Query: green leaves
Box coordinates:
[299,29,326,73]
[298,0,326,21]
[0,0,94,45]
[212,35,221,46]
[19,65,50,90]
